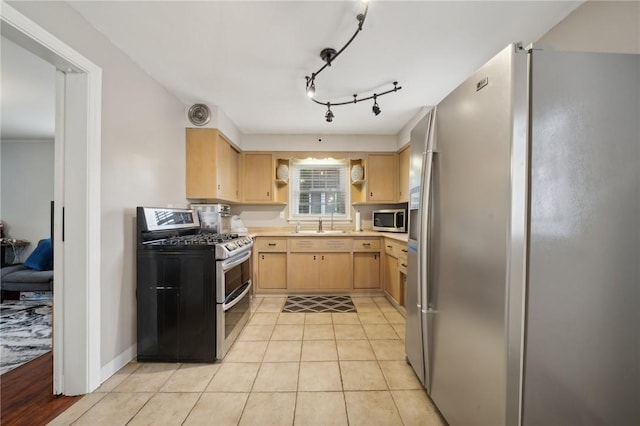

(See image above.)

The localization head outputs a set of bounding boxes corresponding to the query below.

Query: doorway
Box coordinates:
[1,3,102,395]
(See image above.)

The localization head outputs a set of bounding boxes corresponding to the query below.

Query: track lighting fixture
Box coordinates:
[303,0,402,122]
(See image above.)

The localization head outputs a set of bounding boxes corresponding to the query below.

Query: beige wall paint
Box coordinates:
[9,1,188,373]
[538,0,640,53]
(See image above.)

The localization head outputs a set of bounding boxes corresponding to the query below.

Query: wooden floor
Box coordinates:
[0,352,80,426]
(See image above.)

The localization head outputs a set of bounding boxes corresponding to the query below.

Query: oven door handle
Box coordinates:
[223,281,252,311]
[221,250,251,272]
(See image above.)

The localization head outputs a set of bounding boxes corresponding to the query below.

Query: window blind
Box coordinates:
[290,161,349,218]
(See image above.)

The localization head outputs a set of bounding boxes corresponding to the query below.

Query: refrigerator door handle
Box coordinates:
[420,149,435,313]
[418,140,436,391]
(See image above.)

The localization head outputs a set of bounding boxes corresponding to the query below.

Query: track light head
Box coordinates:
[306,80,316,98]
[325,104,334,122]
[372,95,381,116]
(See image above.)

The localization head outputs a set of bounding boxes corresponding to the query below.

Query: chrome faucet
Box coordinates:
[318,217,323,232]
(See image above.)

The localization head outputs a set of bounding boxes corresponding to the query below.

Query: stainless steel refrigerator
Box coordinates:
[405,44,639,426]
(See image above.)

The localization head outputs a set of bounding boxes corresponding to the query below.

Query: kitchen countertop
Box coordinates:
[245,228,408,243]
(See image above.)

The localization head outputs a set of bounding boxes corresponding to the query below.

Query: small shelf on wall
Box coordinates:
[350,158,366,203]
[274,158,290,204]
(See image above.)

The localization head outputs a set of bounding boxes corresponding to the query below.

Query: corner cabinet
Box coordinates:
[351,154,399,204]
[367,153,398,203]
[383,238,407,306]
[186,128,240,202]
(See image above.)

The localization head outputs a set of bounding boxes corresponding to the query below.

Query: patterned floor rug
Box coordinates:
[0,300,52,375]
[283,295,357,313]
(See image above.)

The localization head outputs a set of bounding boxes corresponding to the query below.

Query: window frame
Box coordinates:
[288,158,351,222]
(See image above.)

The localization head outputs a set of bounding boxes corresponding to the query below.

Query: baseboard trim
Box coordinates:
[100,343,136,383]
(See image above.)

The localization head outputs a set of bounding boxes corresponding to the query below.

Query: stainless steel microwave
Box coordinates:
[372,209,406,233]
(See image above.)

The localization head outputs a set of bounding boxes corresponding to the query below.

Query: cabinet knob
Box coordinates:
[268,243,276,246]
[387,245,392,249]
[313,255,316,260]
[267,191,270,197]
[218,184,221,190]
[321,255,325,260]
[363,243,371,246]
[370,192,373,197]
[261,255,264,259]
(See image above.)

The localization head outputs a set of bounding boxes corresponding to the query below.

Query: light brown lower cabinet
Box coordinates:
[353,252,381,289]
[288,252,350,290]
[257,252,287,289]
[384,253,402,304]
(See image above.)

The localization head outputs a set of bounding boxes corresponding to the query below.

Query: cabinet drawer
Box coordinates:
[384,239,401,257]
[290,238,351,251]
[398,245,408,262]
[256,238,288,251]
[353,238,381,250]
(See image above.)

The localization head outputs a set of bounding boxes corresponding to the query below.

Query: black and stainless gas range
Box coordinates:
[136,206,253,362]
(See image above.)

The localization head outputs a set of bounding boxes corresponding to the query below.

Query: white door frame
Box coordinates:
[1,2,102,395]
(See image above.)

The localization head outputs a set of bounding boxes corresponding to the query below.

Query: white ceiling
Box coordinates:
[2,1,582,139]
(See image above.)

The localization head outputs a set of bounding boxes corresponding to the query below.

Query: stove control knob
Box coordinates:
[226,242,237,250]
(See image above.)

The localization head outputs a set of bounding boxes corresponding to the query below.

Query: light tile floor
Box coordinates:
[48,296,445,426]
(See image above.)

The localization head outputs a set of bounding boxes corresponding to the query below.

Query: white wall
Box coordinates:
[0,140,54,261]
[9,1,188,375]
[538,0,639,53]
[243,134,397,152]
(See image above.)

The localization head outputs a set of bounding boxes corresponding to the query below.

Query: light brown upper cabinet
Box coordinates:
[242,152,274,203]
[367,153,397,203]
[398,146,410,203]
[186,128,240,202]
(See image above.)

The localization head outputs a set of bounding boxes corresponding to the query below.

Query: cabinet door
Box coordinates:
[353,252,381,289]
[243,153,273,202]
[384,253,401,304]
[399,146,410,202]
[367,153,397,202]
[288,253,317,289]
[217,137,240,201]
[258,252,287,289]
[186,128,219,199]
[318,253,351,289]
[228,144,240,201]
[136,252,215,362]
[178,255,216,362]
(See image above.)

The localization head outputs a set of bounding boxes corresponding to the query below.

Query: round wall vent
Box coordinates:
[188,104,211,126]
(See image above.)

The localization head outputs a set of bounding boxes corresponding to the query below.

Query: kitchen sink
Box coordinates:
[293,230,349,235]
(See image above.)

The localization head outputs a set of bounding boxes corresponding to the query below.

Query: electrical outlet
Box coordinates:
[279,211,285,219]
